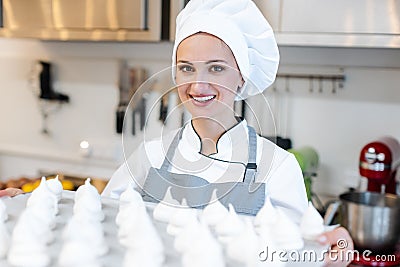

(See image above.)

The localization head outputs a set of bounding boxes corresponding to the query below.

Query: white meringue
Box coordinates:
[8,243,50,267]
[116,201,146,227]
[174,219,202,253]
[121,225,163,253]
[269,209,304,250]
[182,246,225,267]
[8,208,51,266]
[201,189,229,227]
[0,223,10,259]
[62,216,108,256]
[256,224,275,246]
[75,178,100,202]
[73,193,105,222]
[167,198,198,235]
[227,218,261,266]
[153,187,180,223]
[12,209,55,245]
[123,248,164,267]
[180,225,225,267]
[254,196,278,228]
[119,209,164,254]
[46,175,63,201]
[26,176,58,215]
[58,242,101,267]
[0,198,8,222]
[27,202,57,229]
[300,201,325,240]
[256,210,289,267]
[28,192,59,217]
[118,206,147,243]
[215,204,244,243]
[166,223,182,236]
[119,182,143,205]
[177,220,224,267]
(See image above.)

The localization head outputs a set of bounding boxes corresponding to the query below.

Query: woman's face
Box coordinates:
[175,33,243,122]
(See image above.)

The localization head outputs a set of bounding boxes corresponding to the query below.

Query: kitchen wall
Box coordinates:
[0,37,399,199]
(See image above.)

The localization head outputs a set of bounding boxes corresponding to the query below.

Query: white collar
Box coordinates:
[180,119,248,158]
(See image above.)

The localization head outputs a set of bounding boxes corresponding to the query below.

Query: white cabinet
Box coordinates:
[280,0,399,35]
[253,0,400,48]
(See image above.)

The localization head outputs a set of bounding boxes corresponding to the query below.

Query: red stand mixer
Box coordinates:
[359,136,400,194]
[349,136,400,267]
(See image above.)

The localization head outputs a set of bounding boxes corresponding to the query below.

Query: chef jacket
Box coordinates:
[102,119,308,224]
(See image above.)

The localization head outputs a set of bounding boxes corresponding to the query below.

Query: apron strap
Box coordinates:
[247,126,257,166]
[160,128,184,172]
[243,126,258,185]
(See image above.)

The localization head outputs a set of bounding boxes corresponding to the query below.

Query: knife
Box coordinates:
[116,61,130,134]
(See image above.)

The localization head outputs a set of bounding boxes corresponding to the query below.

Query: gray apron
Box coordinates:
[141,126,265,215]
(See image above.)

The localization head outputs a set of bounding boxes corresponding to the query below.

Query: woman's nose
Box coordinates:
[193,69,208,83]
[190,81,209,92]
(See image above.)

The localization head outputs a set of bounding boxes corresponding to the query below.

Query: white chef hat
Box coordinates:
[172,0,280,100]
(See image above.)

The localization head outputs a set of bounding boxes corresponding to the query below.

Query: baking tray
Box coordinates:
[1,191,325,267]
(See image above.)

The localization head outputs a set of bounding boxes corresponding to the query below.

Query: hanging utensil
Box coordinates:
[309,76,314,93]
[38,61,69,102]
[29,61,68,135]
[318,77,323,93]
[129,68,147,135]
[263,78,291,150]
[279,77,292,150]
[332,77,337,94]
[159,93,169,124]
[131,95,147,135]
[116,60,130,134]
[116,105,126,134]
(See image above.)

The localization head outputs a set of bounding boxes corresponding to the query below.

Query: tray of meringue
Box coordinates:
[0,177,332,267]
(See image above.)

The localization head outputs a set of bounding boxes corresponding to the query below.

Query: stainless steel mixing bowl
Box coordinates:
[339,191,400,253]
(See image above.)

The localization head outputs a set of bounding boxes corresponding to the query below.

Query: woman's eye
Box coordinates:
[178,64,194,72]
[210,65,225,72]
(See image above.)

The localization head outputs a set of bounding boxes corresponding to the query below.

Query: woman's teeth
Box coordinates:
[191,95,215,102]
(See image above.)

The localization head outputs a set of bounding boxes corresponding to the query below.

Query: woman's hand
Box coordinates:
[0,188,24,198]
[318,227,354,267]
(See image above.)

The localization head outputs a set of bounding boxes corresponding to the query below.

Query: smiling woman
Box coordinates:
[175,33,244,154]
[101,0,353,265]
[103,0,305,219]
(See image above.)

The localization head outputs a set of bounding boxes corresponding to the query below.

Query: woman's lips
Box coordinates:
[190,95,215,103]
[189,94,216,105]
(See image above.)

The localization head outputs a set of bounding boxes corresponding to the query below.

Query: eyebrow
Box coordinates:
[177,60,193,65]
[177,59,228,65]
